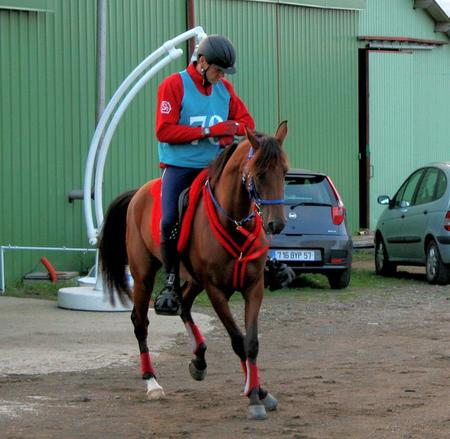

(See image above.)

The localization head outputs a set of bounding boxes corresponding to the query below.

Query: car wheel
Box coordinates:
[425,240,450,285]
[375,236,397,276]
[327,268,351,289]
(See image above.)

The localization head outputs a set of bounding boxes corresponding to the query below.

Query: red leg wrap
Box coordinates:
[243,359,260,396]
[140,352,155,376]
[185,322,206,355]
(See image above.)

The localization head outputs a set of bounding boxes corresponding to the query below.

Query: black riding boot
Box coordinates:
[154,239,182,316]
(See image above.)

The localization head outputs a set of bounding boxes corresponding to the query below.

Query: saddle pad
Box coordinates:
[149,178,162,247]
[149,169,208,251]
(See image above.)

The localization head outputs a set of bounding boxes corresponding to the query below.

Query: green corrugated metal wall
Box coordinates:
[359,0,450,228]
[0,0,186,285]
[359,0,445,40]
[278,5,359,224]
[194,0,360,231]
[194,0,279,132]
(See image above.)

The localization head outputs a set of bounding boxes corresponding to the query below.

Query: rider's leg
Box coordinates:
[154,166,200,316]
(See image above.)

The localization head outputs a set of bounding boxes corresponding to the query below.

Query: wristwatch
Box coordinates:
[202,126,210,137]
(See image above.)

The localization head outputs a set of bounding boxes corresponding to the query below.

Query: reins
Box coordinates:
[205,179,256,227]
[202,145,284,290]
[203,181,267,290]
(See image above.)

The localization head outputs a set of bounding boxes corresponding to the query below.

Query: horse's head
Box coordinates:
[244,121,289,235]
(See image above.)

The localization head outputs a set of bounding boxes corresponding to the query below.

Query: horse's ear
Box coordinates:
[245,126,260,150]
[275,120,288,145]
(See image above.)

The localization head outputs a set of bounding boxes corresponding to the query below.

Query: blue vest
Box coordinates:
[158,69,230,168]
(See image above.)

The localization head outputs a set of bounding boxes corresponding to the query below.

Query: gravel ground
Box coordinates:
[1,270,450,438]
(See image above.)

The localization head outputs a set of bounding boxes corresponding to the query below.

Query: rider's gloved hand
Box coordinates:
[209,120,239,137]
[218,136,235,148]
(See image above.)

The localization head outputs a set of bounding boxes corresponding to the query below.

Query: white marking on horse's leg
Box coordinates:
[146,377,165,400]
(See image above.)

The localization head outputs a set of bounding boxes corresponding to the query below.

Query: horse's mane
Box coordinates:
[208,142,238,186]
[208,132,286,186]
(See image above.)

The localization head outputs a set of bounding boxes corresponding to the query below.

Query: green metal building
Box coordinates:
[1,0,448,287]
[358,0,450,229]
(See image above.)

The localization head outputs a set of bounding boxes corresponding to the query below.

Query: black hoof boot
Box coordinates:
[154,287,181,316]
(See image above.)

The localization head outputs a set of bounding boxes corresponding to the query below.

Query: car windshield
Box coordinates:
[284,175,335,206]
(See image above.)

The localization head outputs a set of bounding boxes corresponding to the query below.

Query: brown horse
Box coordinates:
[99,122,288,420]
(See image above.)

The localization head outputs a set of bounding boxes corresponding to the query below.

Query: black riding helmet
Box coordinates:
[197,35,236,74]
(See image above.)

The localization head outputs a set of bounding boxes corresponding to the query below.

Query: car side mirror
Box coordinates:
[377,195,391,205]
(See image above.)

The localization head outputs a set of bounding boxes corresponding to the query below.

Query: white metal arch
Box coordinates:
[83,27,207,245]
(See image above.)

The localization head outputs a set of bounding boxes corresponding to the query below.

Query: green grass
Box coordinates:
[4,280,78,301]
[1,249,421,304]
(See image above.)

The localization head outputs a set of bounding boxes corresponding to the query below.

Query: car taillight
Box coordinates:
[332,206,346,225]
[445,211,450,231]
[326,176,346,225]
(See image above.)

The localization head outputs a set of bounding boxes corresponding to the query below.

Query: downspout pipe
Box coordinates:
[187,0,196,60]
[67,0,107,204]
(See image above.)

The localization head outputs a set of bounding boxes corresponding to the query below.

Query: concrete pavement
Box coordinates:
[0,297,214,376]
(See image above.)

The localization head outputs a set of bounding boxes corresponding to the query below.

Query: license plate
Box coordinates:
[270,249,320,261]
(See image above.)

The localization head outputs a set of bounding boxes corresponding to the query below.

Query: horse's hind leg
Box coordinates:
[130,255,165,400]
[180,282,207,381]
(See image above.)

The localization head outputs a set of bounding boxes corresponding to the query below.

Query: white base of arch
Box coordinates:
[58,286,133,312]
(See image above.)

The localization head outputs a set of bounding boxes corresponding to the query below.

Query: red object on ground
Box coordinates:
[40,257,57,283]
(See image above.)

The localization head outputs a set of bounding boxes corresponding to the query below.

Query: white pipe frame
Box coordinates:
[83,27,207,245]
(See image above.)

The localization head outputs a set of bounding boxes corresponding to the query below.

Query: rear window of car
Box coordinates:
[284,175,335,205]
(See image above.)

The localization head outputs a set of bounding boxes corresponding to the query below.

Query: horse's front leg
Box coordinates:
[179,281,207,381]
[242,280,278,419]
[206,284,268,419]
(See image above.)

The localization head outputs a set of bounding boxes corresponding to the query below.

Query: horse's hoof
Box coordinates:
[261,393,278,411]
[146,378,165,400]
[189,361,207,381]
[147,387,165,400]
[247,404,267,420]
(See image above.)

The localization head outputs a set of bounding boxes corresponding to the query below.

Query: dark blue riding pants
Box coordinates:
[160,166,202,241]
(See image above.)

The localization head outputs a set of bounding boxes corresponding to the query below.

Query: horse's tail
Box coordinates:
[98,189,137,305]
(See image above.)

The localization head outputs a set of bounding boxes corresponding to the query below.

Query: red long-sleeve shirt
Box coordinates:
[155,63,255,144]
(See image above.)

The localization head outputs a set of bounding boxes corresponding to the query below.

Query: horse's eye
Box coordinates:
[257,174,266,184]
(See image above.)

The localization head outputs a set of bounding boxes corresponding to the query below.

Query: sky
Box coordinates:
[435,0,450,16]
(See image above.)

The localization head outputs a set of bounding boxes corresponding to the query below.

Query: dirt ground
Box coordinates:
[2,267,450,439]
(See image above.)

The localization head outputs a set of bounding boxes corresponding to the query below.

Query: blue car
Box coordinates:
[268,169,353,289]
[375,162,450,285]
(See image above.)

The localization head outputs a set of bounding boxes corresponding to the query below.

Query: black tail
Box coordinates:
[98,189,137,305]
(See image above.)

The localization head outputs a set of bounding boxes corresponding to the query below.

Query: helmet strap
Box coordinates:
[201,64,211,90]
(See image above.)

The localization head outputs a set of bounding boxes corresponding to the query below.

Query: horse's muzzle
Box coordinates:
[267,219,285,235]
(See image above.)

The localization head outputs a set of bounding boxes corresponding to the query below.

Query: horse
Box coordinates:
[98,121,288,420]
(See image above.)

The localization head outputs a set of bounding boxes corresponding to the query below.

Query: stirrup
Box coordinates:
[154,286,181,316]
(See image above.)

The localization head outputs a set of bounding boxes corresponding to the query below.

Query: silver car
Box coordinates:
[375,162,450,284]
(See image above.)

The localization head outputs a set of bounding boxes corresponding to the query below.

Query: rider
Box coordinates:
[154,34,255,315]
